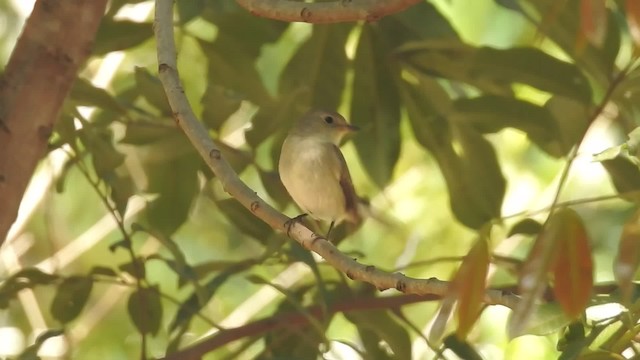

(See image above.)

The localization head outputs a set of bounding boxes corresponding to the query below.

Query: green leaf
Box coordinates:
[508,218,543,237]
[245,89,306,149]
[351,25,401,187]
[397,43,592,102]
[443,335,484,360]
[69,77,125,114]
[601,156,640,202]
[259,284,329,359]
[378,1,460,44]
[50,276,93,323]
[106,172,135,216]
[258,168,290,209]
[544,96,591,157]
[120,122,176,145]
[198,38,273,106]
[472,47,592,102]
[89,266,118,278]
[452,95,558,149]
[144,155,199,236]
[169,262,254,332]
[118,259,146,279]
[402,79,506,228]
[346,310,412,360]
[80,127,126,179]
[0,268,58,308]
[93,19,153,55]
[215,198,274,242]
[512,0,620,87]
[176,0,204,24]
[200,84,243,131]
[134,67,172,115]
[279,23,354,109]
[128,286,163,336]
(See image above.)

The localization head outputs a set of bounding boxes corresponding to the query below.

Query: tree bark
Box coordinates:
[0,0,109,245]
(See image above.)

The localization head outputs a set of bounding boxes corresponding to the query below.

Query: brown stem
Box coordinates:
[235,0,421,23]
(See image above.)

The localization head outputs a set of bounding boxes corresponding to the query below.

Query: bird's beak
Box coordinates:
[344,124,359,132]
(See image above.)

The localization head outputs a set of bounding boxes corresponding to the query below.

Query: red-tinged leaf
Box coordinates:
[552,208,593,319]
[508,210,564,338]
[454,237,490,339]
[614,209,640,303]
[627,0,640,47]
[580,0,608,47]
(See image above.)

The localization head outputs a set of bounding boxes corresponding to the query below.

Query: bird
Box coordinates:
[278,109,361,237]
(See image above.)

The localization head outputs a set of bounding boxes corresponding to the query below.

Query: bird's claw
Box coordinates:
[285,213,308,237]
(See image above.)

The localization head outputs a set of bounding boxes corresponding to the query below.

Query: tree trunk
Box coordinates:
[0,0,108,245]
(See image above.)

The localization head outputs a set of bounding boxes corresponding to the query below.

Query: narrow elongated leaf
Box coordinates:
[93,19,153,55]
[520,0,620,86]
[552,209,593,319]
[144,155,199,236]
[614,209,640,303]
[601,156,640,202]
[128,286,163,336]
[580,0,607,47]
[347,310,412,360]
[134,67,172,115]
[402,80,505,228]
[69,78,125,114]
[509,208,588,337]
[200,84,242,131]
[176,0,204,24]
[378,1,460,44]
[544,96,591,157]
[472,47,592,102]
[0,269,58,308]
[453,236,490,339]
[80,127,126,179]
[351,25,401,187]
[443,335,484,360]
[215,198,274,242]
[397,43,592,102]
[50,277,93,323]
[169,262,254,331]
[627,0,640,45]
[279,24,353,109]
[199,38,273,106]
[452,95,558,149]
[508,218,543,237]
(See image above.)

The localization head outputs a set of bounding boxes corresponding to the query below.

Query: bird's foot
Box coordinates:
[285,213,308,237]
[325,220,336,240]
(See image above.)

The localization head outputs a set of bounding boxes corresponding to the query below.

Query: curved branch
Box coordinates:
[154,0,516,326]
[154,0,515,308]
[235,0,421,23]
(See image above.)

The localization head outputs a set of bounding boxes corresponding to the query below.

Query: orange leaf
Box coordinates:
[453,236,490,339]
[552,208,593,319]
[627,0,640,46]
[614,209,640,303]
[580,0,608,47]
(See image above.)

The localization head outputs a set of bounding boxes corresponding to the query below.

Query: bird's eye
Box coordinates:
[324,116,334,124]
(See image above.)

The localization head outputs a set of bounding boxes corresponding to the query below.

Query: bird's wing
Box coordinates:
[332,145,361,224]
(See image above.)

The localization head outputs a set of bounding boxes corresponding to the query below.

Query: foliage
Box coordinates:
[3,0,640,359]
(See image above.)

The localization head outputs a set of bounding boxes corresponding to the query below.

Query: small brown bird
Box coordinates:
[278,110,360,235]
